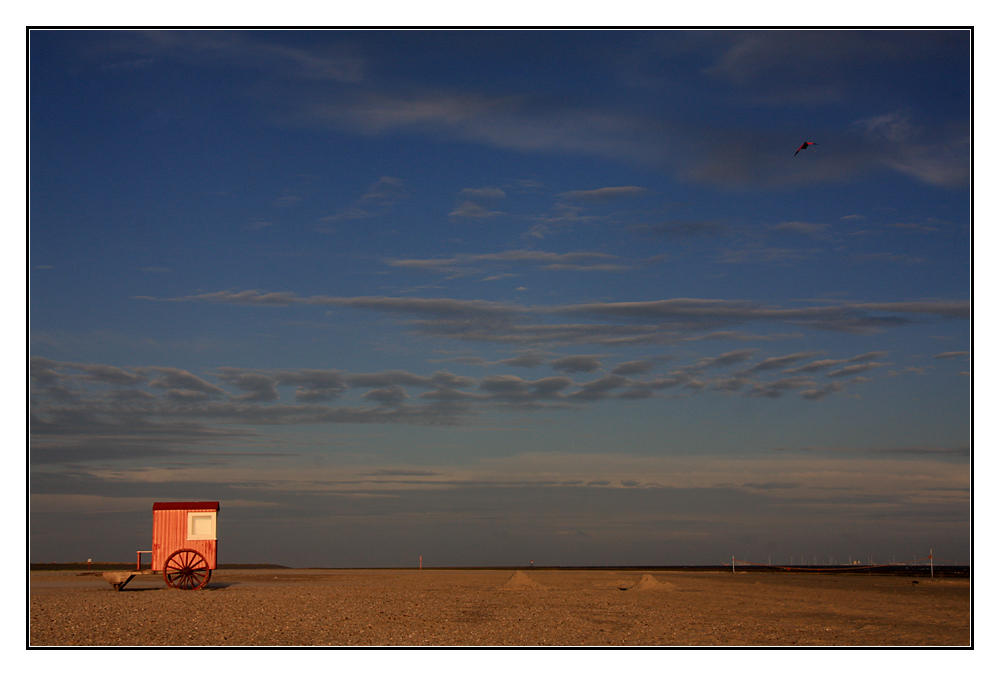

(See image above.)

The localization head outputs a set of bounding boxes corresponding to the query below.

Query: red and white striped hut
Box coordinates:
[151,501,219,589]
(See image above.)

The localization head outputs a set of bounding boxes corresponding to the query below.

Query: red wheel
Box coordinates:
[163,549,212,590]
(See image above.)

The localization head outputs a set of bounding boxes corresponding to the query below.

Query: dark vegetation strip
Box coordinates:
[30,563,969,577]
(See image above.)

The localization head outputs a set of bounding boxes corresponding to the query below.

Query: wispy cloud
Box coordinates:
[630,220,728,239]
[550,355,605,373]
[687,349,758,371]
[119,31,367,83]
[293,84,968,189]
[558,186,648,202]
[742,352,823,373]
[719,245,818,264]
[746,376,821,398]
[449,186,507,221]
[497,351,551,368]
[825,362,887,378]
[318,176,407,227]
[108,32,968,191]
[768,221,831,238]
[610,359,663,376]
[31,445,967,566]
[32,346,898,465]
[782,351,889,374]
[299,91,667,166]
[386,250,636,276]
[149,291,969,346]
[860,111,969,188]
[800,382,846,400]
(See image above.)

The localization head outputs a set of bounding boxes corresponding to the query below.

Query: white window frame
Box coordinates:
[187,511,217,540]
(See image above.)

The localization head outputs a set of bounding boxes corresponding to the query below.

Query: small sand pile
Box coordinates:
[620,574,677,592]
[496,570,547,590]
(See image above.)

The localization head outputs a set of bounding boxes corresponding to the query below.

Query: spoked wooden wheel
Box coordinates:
[163,549,211,590]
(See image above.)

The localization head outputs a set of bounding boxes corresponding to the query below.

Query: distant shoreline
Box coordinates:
[29,562,970,577]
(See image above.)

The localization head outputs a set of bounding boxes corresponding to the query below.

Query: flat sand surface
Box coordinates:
[29,569,970,646]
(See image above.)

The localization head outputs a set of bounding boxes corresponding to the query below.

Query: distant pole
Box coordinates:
[419,555,422,570]
[930,549,933,578]
[732,556,735,573]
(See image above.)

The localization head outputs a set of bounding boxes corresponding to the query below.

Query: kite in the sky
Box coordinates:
[794,142,816,156]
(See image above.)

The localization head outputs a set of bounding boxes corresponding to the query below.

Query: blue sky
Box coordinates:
[29,30,970,567]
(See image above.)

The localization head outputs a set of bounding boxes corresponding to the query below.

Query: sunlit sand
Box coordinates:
[30,568,969,646]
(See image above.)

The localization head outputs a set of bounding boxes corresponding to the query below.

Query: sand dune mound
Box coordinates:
[621,574,677,592]
[496,570,548,590]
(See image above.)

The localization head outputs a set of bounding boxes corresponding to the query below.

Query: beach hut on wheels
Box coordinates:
[153,502,219,589]
[103,501,219,591]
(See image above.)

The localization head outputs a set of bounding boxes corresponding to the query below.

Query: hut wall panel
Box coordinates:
[151,509,218,570]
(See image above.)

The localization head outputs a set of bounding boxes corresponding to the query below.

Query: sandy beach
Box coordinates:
[29,568,969,646]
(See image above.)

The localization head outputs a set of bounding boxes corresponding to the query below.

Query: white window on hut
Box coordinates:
[187,512,217,540]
